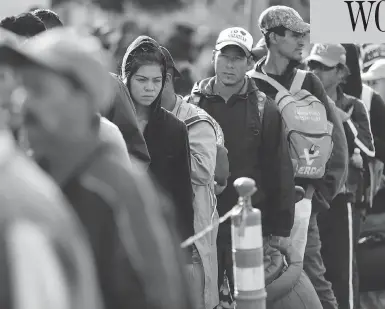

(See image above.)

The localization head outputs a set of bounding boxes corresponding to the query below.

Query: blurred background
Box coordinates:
[0,0,310,90]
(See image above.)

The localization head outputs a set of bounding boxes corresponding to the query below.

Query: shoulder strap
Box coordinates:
[361,84,373,112]
[185,93,202,107]
[250,90,266,122]
[290,69,306,93]
[247,70,288,92]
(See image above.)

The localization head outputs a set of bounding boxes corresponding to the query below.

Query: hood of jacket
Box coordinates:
[121,35,167,114]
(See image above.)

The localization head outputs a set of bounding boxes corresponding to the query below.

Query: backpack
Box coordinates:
[247,69,334,179]
[181,97,225,147]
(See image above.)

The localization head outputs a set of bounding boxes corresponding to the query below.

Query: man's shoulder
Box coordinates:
[1,153,74,221]
[80,147,139,201]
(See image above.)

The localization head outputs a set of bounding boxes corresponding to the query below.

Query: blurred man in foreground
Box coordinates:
[0,27,102,309]
[1,27,194,309]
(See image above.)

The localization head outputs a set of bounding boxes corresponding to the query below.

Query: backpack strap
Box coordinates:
[247,70,288,92]
[361,84,373,112]
[290,69,307,93]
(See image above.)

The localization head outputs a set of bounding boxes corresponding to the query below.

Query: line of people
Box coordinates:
[1,5,385,309]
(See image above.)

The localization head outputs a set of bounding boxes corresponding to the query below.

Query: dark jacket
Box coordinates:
[336,87,375,157]
[190,76,295,238]
[122,36,195,248]
[251,57,349,210]
[335,87,375,202]
[104,73,150,166]
[59,141,194,309]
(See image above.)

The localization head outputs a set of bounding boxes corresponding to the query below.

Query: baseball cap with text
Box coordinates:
[215,27,253,56]
[361,59,385,81]
[259,5,310,34]
[306,44,347,67]
[0,27,114,112]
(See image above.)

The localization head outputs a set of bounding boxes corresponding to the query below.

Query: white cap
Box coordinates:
[215,27,253,55]
[361,59,385,81]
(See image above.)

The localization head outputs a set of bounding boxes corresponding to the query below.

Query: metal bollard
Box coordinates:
[232,177,266,309]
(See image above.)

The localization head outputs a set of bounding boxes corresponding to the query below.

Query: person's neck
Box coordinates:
[326,86,338,102]
[135,103,151,121]
[40,133,100,186]
[162,92,177,112]
[263,51,290,75]
[213,76,245,102]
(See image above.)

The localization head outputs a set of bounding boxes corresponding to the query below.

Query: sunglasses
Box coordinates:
[307,60,336,71]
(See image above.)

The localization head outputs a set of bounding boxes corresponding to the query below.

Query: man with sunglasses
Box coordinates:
[249,6,348,309]
[187,27,295,304]
[307,43,375,309]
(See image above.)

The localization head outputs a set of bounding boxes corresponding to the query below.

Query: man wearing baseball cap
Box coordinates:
[0,27,193,309]
[0,28,102,309]
[249,6,348,309]
[307,43,375,309]
[186,26,295,305]
[362,59,385,97]
[361,61,385,166]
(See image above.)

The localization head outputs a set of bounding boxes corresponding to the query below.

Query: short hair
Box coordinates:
[33,9,63,29]
[0,13,46,37]
[264,26,287,48]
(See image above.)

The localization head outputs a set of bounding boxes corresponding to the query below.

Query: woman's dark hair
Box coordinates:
[122,44,166,88]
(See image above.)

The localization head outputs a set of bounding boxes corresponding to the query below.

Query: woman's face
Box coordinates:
[129,64,163,107]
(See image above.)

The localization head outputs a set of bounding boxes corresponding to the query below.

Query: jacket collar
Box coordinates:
[193,75,258,99]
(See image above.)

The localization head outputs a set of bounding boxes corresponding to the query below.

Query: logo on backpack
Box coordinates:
[247,69,334,179]
[301,145,320,166]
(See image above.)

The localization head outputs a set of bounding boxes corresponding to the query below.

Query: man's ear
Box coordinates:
[247,56,255,70]
[268,32,278,45]
[212,50,216,64]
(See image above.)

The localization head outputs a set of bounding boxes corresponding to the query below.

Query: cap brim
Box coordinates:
[361,71,385,81]
[215,41,250,56]
[288,21,310,34]
[306,54,338,67]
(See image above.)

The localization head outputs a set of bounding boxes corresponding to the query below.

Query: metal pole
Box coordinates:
[232,178,266,309]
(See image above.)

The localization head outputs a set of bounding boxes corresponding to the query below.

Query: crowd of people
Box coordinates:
[1,4,385,309]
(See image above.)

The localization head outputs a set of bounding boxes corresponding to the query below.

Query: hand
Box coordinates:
[268,236,291,252]
[350,153,363,169]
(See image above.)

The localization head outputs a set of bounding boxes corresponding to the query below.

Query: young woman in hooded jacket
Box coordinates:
[121,36,195,263]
